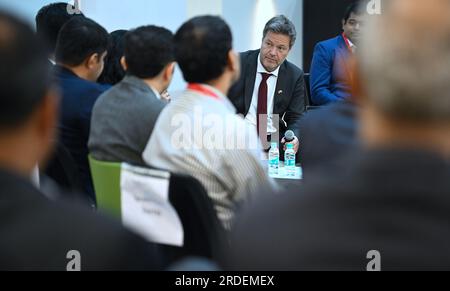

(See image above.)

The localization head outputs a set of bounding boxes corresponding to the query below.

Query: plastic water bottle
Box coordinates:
[268,142,279,176]
[285,143,296,177]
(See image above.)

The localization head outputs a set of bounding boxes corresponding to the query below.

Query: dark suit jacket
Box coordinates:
[228,50,306,137]
[295,101,359,175]
[227,148,450,271]
[310,35,352,105]
[55,66,110,203]
[0,168,162,271]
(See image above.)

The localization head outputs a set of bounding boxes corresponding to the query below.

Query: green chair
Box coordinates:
[88,155,122,219]
[88,155,225,263]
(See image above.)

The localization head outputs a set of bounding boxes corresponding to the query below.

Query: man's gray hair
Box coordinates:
[263,15,297,48]
[358,0,450,121]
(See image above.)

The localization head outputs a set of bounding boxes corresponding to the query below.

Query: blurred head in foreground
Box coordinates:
[354,0,450,157]
[0,11,57,177]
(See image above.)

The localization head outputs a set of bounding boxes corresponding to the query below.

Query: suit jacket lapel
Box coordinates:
[244,51,258,114]
[273,62,287,115]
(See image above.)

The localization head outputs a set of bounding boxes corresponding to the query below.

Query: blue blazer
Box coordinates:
[310,35,352,106]
[55,66,110,202]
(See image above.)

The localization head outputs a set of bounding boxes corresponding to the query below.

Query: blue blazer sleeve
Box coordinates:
[310,43,340,106]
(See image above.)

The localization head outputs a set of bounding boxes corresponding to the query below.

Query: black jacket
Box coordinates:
[227,148,450,271]
[0,169,162,271]
[228,50,306,136]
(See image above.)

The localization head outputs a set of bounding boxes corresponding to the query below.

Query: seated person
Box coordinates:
[35,2,84,63]
[226,0,450,270]
[228,15,305,150]
[89,26,175,166]
[310,1,364,105]
[0,11,162,271]
[97,29,128,85]
[142,16,276,230]
[54,17,110,203]
[35,2,86,195]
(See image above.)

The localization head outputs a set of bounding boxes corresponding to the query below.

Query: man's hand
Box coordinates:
[281,136,299,154]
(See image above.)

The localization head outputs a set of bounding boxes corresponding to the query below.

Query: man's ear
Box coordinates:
[163,62,176,81]
[86,53,99,69]
[342,19,346,30]
[227,50,239,73]
[227,50,241,82]
[120,56,128,71]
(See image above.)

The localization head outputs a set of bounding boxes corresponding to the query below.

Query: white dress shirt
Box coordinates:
[143,84,276,230]
[245,53,281,135]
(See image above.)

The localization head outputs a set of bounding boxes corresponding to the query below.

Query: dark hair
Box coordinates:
[263,15,297,48]
[55,17,109,67]
[124,26,174,79]
[98,30,127,85]
[343,1,365,23]
[0,11,52,127]
[35,2,84,56]
[175,16,232,83]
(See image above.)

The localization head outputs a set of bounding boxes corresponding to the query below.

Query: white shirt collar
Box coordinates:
[347,38,356,49]
[257,53,280,77]
[149,85,161,100]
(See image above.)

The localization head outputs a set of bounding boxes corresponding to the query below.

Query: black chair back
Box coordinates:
[304,73,312,107]
[162,173,225,264]
[43,141,83,192]
[304,73,323,111]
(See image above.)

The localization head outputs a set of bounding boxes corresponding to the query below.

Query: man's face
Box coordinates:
[260,31,291,72]
[343,12,364,44]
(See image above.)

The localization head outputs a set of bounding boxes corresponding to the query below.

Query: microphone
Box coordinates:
[284,130,296,143]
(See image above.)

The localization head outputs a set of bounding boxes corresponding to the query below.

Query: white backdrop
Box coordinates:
[0,0,303,91]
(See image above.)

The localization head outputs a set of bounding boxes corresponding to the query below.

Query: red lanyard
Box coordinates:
[187,83,220,100]
[342,33,353,53]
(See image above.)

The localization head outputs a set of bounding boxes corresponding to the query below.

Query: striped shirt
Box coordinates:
[142,84,276,229]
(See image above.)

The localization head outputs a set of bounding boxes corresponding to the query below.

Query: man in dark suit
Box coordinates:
[310,1,364,105]
[0,11,162,271]
[54,17,111,203]
[226,0,450,270]
[35,3,86,195]
[228,15,305,149]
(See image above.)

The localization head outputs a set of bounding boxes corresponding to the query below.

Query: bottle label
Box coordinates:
[285,152,296,167]
[269,158,279,169]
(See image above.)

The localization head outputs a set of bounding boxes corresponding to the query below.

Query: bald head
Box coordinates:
[358,0,450,122]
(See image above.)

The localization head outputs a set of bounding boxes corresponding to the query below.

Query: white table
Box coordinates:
[268,161,303,180]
